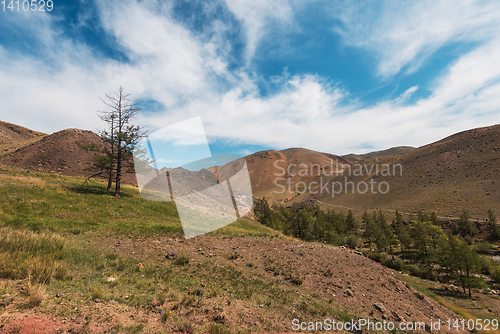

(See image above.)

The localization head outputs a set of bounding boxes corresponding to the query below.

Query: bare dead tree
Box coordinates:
[96,86,146,197]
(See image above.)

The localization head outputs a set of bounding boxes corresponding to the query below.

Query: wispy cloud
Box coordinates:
[332,0,500,78]
[223,0,295,63]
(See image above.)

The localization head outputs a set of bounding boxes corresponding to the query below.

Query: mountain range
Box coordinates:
[1,120,498,219]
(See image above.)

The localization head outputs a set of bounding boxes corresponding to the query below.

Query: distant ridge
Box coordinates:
[342,146,414,162]
[0,120,46,156]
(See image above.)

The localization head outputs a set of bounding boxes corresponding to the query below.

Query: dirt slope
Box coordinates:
[0,234,466,333]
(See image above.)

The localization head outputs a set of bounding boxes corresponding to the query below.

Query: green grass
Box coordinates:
[0,169,282,240]
[0,171,182,236]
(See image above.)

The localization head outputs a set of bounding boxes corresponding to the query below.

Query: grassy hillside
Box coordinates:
[0,166,474,333]
[0,166,181,236]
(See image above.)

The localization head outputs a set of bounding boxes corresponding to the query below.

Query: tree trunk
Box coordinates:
[114,91,123,198]
[466,264,472,298]
[107,170,113,192]
[459,269,466,295]
[107,117,115,192]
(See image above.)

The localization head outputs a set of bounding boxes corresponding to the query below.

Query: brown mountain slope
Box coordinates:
[243,148,350,203]
[342,146,415,162]
[0,128,136,184]
[303,124,500,218]
[0,120,46,156]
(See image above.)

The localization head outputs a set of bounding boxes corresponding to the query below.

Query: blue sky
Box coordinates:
[0,0,499,158]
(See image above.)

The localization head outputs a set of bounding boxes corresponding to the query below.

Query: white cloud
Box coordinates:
[333,0,500,78]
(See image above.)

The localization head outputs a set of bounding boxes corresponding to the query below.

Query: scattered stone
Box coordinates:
[373,303,387,313]
[94,299,101,303]
[166,250,178,259]
[354,251,363,256]
[392,311,405,322]
[136,263,144,270]
[107,277,116,283]
[344,289,353,297]
[415,292,425,300]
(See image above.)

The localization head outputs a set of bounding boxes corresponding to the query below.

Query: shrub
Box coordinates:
[288,275,303,286]
[474,241,491,254]
[407,264,438,281]
[328,234,345,246]
[207,323,231,334]
[407,264,422,277]
[175,320,195,334]
[387,258,406,272]
[91,286,105,301]
[379,253,392,267]
[24,281,46,308]
[363,251,381,262]
[479,255,497,275]
[344,234,361,249]
[160,309,171,323]
[174,255,190,266]
[54,263,72,281]
[492,267,500,284]
[29,257,58,284]
[421,266,438,281]
[116,257,129,271]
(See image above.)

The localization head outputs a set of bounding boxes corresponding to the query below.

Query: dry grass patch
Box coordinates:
[23,280,47,308]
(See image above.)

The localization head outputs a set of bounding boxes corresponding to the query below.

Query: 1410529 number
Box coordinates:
[2,0,53,11]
